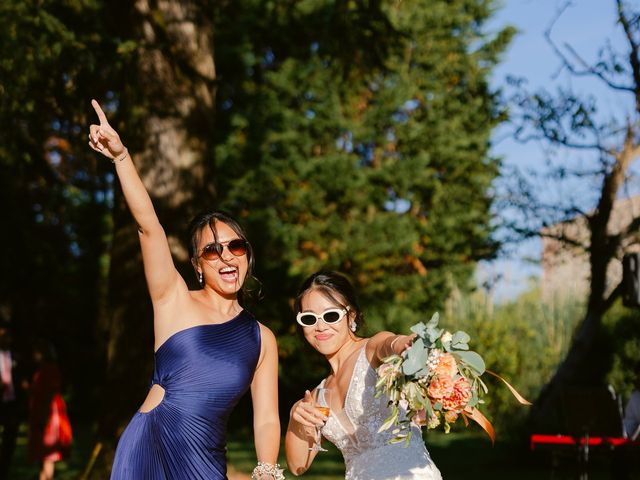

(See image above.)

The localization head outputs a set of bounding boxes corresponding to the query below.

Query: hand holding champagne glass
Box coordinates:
[310,387,331,452]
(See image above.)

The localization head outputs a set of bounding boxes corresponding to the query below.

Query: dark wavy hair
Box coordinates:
[187,211,256,297]
[294,270,364,332]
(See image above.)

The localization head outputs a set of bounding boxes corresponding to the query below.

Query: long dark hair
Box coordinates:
[295,270,364,332]
[187,211,256,297]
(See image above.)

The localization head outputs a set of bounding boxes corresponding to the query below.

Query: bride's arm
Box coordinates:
[366,332,416,368]
[285,390,325,475]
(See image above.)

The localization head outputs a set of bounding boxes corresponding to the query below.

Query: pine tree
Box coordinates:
[213,0,514,390]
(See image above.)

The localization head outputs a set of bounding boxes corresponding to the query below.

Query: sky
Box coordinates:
[479,0,632,301]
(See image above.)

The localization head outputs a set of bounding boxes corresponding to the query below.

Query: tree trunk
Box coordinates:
[529,178,623,433]
[97,0,217,451]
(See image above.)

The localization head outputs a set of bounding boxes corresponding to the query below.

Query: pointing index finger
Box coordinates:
[91,99,109,125]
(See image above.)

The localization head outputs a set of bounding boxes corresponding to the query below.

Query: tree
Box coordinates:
[0,0,114,420]
[500,0,640,430]
[1,0,515,461]
[212,0,514,395]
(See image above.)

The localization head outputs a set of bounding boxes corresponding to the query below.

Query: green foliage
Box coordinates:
[1,0,516,451]
[603,301,640,402]
[0,0,116,419]
[443,287,584,435]
[212,0,513,397]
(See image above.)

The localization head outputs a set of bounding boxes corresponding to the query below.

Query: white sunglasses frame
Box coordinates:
[296,307,349,328]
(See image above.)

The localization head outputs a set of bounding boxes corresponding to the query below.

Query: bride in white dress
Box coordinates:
[285,271,442,480]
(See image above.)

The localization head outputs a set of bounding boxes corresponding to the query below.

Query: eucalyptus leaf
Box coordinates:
[452,331,470,345]
[410,322,427,337]
[426,327,444,345]
[402,338,427,376]
[427,312,440,327]
[454,351,485,375]
[424,397,434,418]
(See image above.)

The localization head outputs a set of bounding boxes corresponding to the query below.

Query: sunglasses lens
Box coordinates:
[228,239,248,257]
[299,314,317,326]
[201,244,221,260]
[323,310,342,323]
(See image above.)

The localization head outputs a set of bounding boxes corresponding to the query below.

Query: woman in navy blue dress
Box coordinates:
[88,100,282,480]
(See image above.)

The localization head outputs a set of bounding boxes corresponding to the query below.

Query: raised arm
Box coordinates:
[366,331,416,368]
[250,324,282,479]
[88,99,181,302]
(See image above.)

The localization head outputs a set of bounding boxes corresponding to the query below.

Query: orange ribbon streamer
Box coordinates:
[485,369,533,406]
[461,371,531,444]
[463,407,496,445]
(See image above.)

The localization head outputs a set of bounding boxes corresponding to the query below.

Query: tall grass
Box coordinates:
[442,286,585,435]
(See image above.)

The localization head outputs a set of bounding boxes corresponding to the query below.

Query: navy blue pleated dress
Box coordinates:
[110,310,261,479]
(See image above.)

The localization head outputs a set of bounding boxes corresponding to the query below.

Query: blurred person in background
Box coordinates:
[27,339,72,480]
[622,362,640,441]
[0,306,26,480]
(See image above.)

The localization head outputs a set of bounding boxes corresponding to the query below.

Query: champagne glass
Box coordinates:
[310,387,331,452]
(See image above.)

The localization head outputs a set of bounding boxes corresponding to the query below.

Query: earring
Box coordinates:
[350,321,357,332]
[198,271,203,286]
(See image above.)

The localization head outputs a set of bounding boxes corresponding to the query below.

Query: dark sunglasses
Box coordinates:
[200,239,248,261]
[296,308,348,327]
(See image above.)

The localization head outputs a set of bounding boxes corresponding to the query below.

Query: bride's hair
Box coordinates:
[295,270,364,331]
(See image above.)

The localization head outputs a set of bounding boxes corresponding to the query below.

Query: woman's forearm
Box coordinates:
[284,420,316,475]
[113,151,162,234]
[254,419,281,464]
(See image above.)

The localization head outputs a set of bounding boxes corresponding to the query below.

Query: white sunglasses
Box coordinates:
[296,308,349,327]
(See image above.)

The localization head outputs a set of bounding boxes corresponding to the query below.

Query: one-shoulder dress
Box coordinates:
[110,310,261,480]
[320,346,442,480]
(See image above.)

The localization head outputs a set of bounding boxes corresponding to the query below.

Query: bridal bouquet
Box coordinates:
[375,313,530,444]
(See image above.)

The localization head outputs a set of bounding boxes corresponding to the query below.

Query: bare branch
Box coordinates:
[545,1,634,92]
[617,0,640,113]
[561,42,634,92]
[512,131,609,153]
[539,229,590,251]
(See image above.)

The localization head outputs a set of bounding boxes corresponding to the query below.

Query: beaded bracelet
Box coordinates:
[111,148,129,163]
[251,461,285,480]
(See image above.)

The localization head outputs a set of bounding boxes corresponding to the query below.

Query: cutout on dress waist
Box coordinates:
[139,384,165,413]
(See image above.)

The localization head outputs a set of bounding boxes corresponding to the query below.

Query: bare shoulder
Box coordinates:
[257,321,278,347]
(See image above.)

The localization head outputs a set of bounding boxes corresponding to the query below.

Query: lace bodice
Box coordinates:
[320,346,442,480]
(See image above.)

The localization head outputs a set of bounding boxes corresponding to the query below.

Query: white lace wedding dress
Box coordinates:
[319,347,442,480]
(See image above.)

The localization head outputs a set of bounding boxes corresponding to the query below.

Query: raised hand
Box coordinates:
[88,99,127,161]
[392,333,417,355]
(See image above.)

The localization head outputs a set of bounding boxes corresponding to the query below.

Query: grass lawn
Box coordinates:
[228,430,639,480]
[6,423,639,479]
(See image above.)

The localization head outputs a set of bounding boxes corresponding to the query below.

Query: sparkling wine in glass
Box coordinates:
[310,387,331,452]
